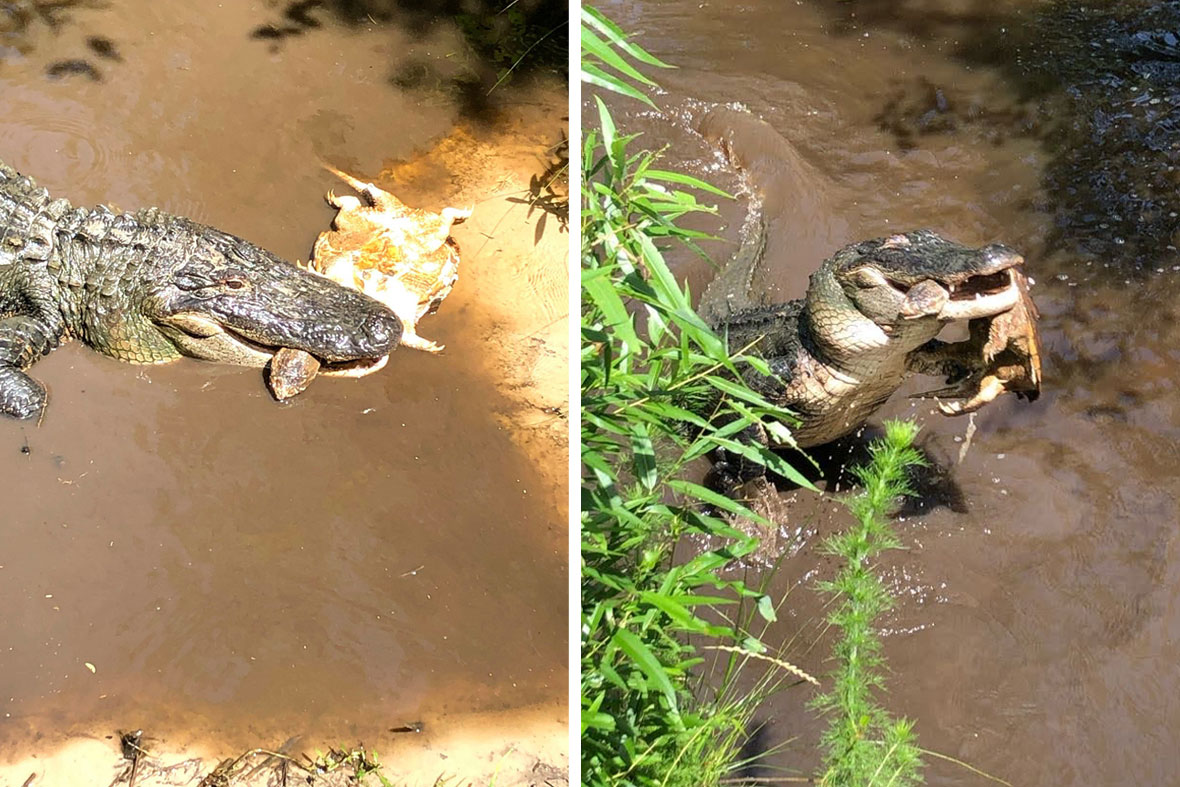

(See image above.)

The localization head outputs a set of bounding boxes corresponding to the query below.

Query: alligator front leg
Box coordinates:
[0,315,60,420]
[709,421,773,495]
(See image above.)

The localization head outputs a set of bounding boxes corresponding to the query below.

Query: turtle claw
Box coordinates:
[442,206,473,224]
[916,375,1008,417]
[401,331,445,353]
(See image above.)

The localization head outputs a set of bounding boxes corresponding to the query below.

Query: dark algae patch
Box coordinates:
[823,0,1180,273]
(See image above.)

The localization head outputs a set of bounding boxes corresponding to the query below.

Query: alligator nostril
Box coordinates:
[364,311,401,350]
[983,244,1024,267]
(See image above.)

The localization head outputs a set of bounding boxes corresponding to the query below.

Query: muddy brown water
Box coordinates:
[597,1,1180,784]
[0,0,566,765]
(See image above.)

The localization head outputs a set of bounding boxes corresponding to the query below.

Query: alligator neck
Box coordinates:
[802,263,946,380]
[801,263,892,377]
[47,207,183,363]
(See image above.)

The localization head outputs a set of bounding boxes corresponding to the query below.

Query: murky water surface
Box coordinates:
[0,0,567,758]
[599,0,1180,783]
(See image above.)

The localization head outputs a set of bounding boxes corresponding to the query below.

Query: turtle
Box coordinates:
[309,164,471,354]
[914,267,1043,415]
[266,166,471,401]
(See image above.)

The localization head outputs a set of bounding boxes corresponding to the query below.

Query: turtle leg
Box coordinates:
[399,328,445,354]
[0,314,60,420]
[325,192,388,235]
[325,190,364,212]
[933,376,1007,416]
[441,207,472,224]
[365,284,445,353]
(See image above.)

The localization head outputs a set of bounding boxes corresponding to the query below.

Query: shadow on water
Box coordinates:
[723,426,969,520]
[780,429,969,516]
[502,129,570,243]
[813,0,1180,275]
[2,0,568,122]
[252,0,568,123]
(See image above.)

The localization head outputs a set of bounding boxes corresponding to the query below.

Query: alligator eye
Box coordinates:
[850,268,882,288]
[223,278,247,291]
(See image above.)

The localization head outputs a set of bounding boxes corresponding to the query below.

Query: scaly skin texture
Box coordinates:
[705,228,1027,458]
[0,159,403,420]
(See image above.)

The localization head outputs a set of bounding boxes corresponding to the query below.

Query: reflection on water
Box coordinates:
[599,0,1180,784]
[0,0,566,762]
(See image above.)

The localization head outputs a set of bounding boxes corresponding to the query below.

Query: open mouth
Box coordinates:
[886,268,1016,301]
[209,326,388,378]
[936,268,1021,321]
[944,269,1015,301]
[883,266,1023,323]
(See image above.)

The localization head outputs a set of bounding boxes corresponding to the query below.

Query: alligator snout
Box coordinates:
[359,310,400,355]
[978,244,1024,272]
[300,291,403,362]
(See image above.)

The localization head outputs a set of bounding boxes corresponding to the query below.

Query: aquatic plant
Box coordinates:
[813,420,926,787]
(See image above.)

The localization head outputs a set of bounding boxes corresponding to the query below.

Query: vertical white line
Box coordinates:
[566,2,583,786]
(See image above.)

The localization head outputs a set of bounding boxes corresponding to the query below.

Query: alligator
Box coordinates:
[694,113,1035,482]
[0,158,403,420]
[701,227,1028,453]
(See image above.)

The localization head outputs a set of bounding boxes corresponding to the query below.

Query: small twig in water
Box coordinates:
[702,645,819,685]
[487,21,568,95]
[919,748,1012,786]
[390,722,424,734]
[957,411,977,465]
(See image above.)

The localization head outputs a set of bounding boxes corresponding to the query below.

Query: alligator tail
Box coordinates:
[697,207,768,328]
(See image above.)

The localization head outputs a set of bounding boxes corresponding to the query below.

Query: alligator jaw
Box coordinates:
[892,267,1022,322]
[158,311,391,372]
[935,268,1022,321]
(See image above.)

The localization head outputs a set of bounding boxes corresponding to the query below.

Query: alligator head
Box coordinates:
[834,229,1024,324]
[139,225,402,369]
[806,229,1025,360]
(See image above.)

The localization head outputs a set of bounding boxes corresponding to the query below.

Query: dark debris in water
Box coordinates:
[86,33,120,60]
[0,0,109,58]
[103,731,395,787]
[45,57,100,80]
[874,76,1044,151]
[248,0,325,45]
